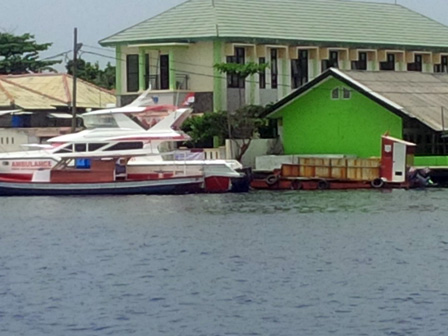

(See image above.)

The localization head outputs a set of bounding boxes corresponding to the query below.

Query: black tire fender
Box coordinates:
[290,180,303,190]
[265,174,279,186]
[371,178,385,188]
[317,179,329,190]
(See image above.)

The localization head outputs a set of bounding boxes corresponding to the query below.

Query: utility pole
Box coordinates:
[71,28,83,132]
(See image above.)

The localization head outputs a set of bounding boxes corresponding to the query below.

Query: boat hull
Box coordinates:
[0,176,203,196]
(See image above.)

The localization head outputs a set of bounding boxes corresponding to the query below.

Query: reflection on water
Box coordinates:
[0,189,448,336]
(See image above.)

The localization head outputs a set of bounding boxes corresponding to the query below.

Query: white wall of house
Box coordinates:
[225,138,281,168]
[0,129,37,152]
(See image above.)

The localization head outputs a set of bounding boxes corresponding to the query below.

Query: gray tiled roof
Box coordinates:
[101,0,448,49]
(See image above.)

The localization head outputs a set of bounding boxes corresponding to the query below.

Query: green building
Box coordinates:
[267,68,448,167]
[100,0,448,112]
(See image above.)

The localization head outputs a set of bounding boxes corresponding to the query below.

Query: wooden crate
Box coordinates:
[281,164,300,177]
[346,158,381,181]
[281,157,381,181]
[300,158,331,178]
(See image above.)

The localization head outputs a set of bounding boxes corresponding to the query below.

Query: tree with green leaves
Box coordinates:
[213,61,270,160]
[0,32,60,74]
[181,111,228,148]
[228,105,268,161]
[214,61,269,146]
[181,105,273,162]
[214,61,269,107]
[66,59,115,90]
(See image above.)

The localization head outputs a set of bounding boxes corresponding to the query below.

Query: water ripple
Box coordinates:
[1,190,448,335]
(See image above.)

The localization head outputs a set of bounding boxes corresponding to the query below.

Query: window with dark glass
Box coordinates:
[435,55,448,73]
[160,54,170,90]
[380,54,395,71]
[351,52,367,70]
[322,51,339,71]
[408,54,423,72]
[291,50,309,89]
[126,54,139,92]
[331,88,340,99]
[227,47,245,89]
[74,144,87,152]
[259,57,266,89]
[144,54,150,89]
[271,49,278,89]
[88,143,107,151]
[105,142,144,151]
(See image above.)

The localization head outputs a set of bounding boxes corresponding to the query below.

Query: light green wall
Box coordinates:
[414,156,448,167]
[138,47,146,91]
[278,77,402,157]
[213,40,223,111]
[169,49,175,90]
[115,46,122,94]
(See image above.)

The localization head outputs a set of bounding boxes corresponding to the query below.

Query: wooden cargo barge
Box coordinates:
[251,136,417,191]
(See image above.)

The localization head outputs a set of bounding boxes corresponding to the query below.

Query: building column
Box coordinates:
[138,47,146,92]
[247,53,257,105]
[279,57,289,99]
[213,40,224,111]
[169,49,176,90]
[310,49,320,80]
[115,45,122,95]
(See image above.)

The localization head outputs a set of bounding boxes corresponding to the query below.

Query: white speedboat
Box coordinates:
[0,92,247,193]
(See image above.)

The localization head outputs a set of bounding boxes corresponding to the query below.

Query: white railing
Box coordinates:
[174,147,227,161]
[203,147,226,160]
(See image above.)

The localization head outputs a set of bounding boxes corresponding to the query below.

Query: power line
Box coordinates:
[79,50,448,93]
[41,50,72,61]
[83,44,116,54]
[81,50,215,70]
[80,50,298,88]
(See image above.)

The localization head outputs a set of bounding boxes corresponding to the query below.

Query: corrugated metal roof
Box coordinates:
[268,68,448,132]
[0,79,61,109]
[340,70,448,131]
[0,74,116,110]
[100,0,448,49]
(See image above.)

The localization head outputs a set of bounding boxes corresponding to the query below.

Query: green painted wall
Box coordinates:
[115,46,122,94]
[138,48,146,91]
[213,40,223,112]
[279,77,402,158]
[414,156,448,167]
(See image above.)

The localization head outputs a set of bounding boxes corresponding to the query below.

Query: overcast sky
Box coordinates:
[1,0,448,70]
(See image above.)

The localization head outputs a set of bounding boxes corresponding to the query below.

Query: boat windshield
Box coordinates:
[83,114,119,129]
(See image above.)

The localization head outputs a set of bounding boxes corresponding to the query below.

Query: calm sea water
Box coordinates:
[1,189,448,336]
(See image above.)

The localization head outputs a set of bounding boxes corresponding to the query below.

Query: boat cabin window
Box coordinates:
[2,161,9,166]
[83,113,151,130]
[129,115,150,130]
[83,115,119,129]
[75,144,87,152]
[88,143,107,151]
[104,142,144,151]
[55,144,73,154]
